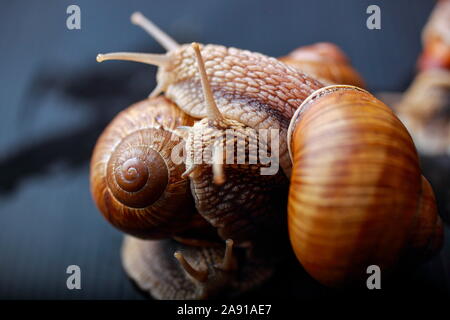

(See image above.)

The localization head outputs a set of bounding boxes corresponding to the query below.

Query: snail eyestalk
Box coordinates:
[212,144,225,185]
[96,52,169,67]
[182,164,199,178]
[174,251,208,283]
[192,42,224,121]
[220,239,234,271]
[131,12,179,52]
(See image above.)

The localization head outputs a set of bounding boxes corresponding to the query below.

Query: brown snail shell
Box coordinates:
[287,85,444,287]
[279,42,365,88]
[90,97,203,239]
[122,236,275,299]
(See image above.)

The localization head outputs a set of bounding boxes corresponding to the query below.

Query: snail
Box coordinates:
[181,43,288,245]
[379,0,450,156]
[279,42,365,88]
[90,96,205,239]
[91,12,444,298]
[287,85,444,286]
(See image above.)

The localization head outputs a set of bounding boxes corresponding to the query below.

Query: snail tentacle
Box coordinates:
[218,239,235,272]
[96,52,169,66]
[131,12,179,51]
[174,251,209,283]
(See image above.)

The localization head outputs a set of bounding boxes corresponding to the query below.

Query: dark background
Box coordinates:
[0,0,448,300]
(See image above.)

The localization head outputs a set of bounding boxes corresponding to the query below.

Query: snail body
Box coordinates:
[394,0,450,155]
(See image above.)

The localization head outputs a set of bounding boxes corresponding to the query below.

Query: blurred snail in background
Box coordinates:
[90,12,444,299]
[392,0,450,156]
[417,0,450,71]
[378,0,450,156]
[396,70,450,155]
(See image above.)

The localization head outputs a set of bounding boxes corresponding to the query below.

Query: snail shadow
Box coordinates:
[0,46,159,195]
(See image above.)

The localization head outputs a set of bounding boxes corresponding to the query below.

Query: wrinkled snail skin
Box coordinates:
[98,43,325,177]
[97,40,325,241]
[287,85,444,287]
[122,236,275,299]
[181,44,289,246]
[279,42,365,88]
[90,97,204,239]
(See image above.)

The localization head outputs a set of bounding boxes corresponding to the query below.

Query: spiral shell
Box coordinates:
[90,97,200,239]
[287,85,443,287]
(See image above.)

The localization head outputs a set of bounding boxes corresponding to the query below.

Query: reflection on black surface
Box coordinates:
[0,46,158,194]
